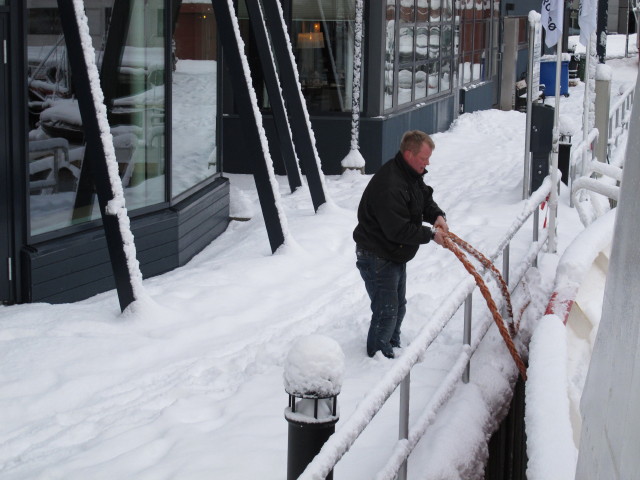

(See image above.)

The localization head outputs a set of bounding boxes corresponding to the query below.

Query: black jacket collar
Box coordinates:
[394,151,427,180]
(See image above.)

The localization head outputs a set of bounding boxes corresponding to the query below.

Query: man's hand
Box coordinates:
[432,228,445,246]
[434,215,449,233]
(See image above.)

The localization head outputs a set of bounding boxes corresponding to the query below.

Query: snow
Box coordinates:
[0,35,637,479]
[595,63,613,81]
[525,315,578,480]
[284,335,344,398]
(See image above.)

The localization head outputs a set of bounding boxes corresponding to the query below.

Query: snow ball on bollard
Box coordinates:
[284,335,344,422]
[284,334,344,398]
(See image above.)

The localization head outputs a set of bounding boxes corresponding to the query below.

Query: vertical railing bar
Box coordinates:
[533,208,539,268]
[462,294,472,383]
[398,373,410,480]
[503,243,510,289]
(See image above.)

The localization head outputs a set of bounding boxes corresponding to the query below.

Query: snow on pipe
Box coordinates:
[298,183,552,480]
[571,177,620,227]
[543,209,616,324]
[527,211,616,479]
[525,314,578,480]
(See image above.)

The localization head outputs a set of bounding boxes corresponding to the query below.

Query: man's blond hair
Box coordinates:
[400,130,435,155]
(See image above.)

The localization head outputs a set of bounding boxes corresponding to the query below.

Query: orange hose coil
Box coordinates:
[442,232,528,381]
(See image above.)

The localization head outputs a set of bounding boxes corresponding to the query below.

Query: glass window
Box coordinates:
[383,0,455,112]
[291,0,357,113]
[171,3,218,197]
[399,26,414,62]
[415,64,427,99]
[26,0,166,236]
[385,2,396,109]
[398,66,413,105]
[458,0,496,86]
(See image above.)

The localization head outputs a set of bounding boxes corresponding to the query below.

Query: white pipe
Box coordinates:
[548,42,562,253]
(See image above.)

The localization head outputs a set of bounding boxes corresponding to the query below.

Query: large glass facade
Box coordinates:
[171,3,218,197]
[291,0,356,113]
[385,0,455,111]
[26,0,166,236]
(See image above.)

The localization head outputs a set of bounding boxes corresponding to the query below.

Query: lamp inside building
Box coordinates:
[297,22,325,49]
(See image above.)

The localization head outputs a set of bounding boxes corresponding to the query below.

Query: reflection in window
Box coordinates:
[26,0,166,236]
[458,0,495,85]
[416,27,428,60]
[398,67,413,105]
[384,2,396,110]
[292,0,357,113]
[172,3,218,197]
[399,27,414,62]
[383,0,455,112]
[415,64,427,99]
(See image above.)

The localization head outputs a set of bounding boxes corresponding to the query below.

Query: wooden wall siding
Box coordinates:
[175,178,230,265]
[24,178,230,304]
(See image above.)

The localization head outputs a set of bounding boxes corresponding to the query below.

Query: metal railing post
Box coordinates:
[462,294,473,383]
[503,243,510,289]
[533,208,539,267]
[398,373,410,480]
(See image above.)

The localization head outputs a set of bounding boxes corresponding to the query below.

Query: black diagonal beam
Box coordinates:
[58,0,135,311]
[210,0,285,252]
[260,0,326,211]
[72,0,133,221]
[245,0,302,193]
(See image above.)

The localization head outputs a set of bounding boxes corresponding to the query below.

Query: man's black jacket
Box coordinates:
[353,152,445,264]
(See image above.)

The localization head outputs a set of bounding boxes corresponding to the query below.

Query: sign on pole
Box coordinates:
[541,0,564,48]
[523,12,543,199]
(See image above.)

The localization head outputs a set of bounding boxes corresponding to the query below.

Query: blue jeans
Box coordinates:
[356,246,407,357]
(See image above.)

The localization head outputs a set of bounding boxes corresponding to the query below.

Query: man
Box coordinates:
[353,130,448,358]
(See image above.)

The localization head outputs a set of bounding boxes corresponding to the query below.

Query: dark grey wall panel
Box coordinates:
[24,178,230,304]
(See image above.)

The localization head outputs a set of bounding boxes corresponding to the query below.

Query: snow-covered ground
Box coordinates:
[0,38,637,479]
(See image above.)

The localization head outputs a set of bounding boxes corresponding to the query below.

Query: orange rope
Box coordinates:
[442,231,528,381]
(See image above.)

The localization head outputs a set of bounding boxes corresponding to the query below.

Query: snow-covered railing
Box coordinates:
[568,127,599,205]
[571,159,622,227]
[607,83,635,159]
[297,178,555,480]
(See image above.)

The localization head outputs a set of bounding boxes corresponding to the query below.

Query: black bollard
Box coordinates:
[285,395,339,480]
[283,335,344,480]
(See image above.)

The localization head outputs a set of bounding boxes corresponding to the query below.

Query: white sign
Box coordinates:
[541,0,564,48]
[530,21,542,98]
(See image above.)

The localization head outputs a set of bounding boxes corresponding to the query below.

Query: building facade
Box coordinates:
[0,0,540,306]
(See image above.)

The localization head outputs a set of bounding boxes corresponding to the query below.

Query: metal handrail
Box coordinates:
[607,84,635,160]
[298,177,555,480]
[569,127,599,194]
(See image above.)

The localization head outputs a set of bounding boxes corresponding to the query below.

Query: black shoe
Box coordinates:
[368,349,395,359]
[390,340,401,348]
[381,349,395,359]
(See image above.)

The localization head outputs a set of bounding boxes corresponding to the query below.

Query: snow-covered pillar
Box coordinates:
[57,0,146,312]
[594,64,612,163]
[284,335,344,480]
[340,0,366,174]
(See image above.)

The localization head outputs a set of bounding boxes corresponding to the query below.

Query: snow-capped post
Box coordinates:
[57,0,146,312]
[284,335,344,480]
[340,0,366,174]
[540,0,564,253]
